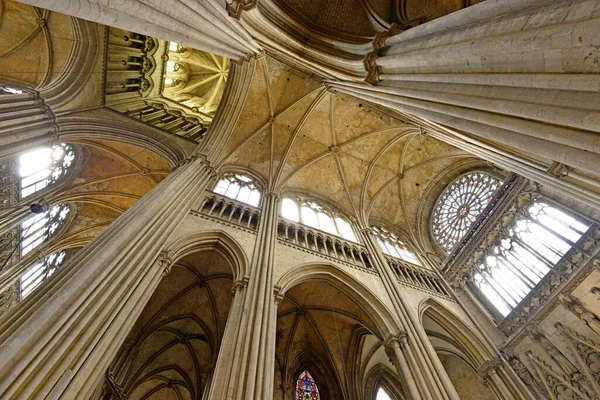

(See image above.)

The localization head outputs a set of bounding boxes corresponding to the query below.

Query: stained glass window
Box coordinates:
[372,226,421,266]
[281,197,357,242]
[19,144,75,198]
[20,251,67,299]
[432,172,500,252]
[213,173,261,206]
[472,200,590,316]
[296,370,320,400]
[21,204,70,256]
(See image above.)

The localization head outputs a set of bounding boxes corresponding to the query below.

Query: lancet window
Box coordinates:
[372,226,421,266]
[281,196,357,242]
[213,173,261,207]
[21,204,70,256]
[20,251,67,299]
[296,370,320,400]
[18,144,75,198]
[432,172,500,252]
[472,199,591,316]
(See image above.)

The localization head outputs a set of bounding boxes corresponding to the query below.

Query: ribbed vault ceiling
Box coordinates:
[221,56,482,254]
[54,140,171,253]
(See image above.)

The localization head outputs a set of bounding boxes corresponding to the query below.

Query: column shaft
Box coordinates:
[360,228,459,400]
[0,156,216,399]
[207,193,279,399]
[15,0,260,59]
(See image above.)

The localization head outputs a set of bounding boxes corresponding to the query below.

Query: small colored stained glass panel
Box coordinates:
[296,370,320,400]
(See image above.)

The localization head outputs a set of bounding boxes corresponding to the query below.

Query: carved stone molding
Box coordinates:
[232,275,250,296]
[363,24,404,85]
[273,285,285,305]
[156,251,173,277]
[227,0,258,19]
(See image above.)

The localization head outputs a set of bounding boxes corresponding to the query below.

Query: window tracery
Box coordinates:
[281,196,357,242]
[472,199,591,316]
[213,173,261,207]
[20,251,67,299]
[296,370,320,400]
[372,226,421,266]
[19,144,75,198]
[432,172,500,252]
[21,204,70,256]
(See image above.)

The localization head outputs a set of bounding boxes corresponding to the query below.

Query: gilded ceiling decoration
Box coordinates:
[105,28,230,142]
[163,42,230,118]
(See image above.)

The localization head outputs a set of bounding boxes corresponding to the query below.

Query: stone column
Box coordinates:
[206,192,279,399]
[478,359,529,400]
[331,0,600,210]
[15,0,260,59]
[0,154,217,399]
[359,227,459,400]
[0,88,57,161]
[384,333,422,400]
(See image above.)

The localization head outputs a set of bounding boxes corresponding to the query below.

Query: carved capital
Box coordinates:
[477,358,501,379]
[384,331,408,350]
[105,371,126,399]
[363,23,405,86]
[264,191,281,201]
[274,285,285,305]
[547,161,570,178]
[232,275,249,296]
[157,251,173,277]
[226,0,258,19]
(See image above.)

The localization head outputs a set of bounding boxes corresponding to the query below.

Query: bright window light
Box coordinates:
[20,251,67,299]
[377,388,392,400]
[213,174,261,207]
[281,196,357,242]
[19,144,75,198]
[472,200,590,316]
[20,204,70,256]
[372,226,421,266]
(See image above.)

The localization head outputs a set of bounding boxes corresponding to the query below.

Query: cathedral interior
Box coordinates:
[0,0,599,399]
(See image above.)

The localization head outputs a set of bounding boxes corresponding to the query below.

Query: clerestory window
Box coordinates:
[372,226,421,266]
[432,172,500,252]
[281,196,357,242]
[20,204,70,256]
[296,370,320,400]
[18,143,75,198]
[472,199,591,316]
[213,173,261,207]
[20,251,67,299]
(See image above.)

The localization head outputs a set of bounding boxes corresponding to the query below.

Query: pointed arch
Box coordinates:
[163,230,249,281]
[277,262,399,340]
[364,364,405,400]
[418,297,493,368]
